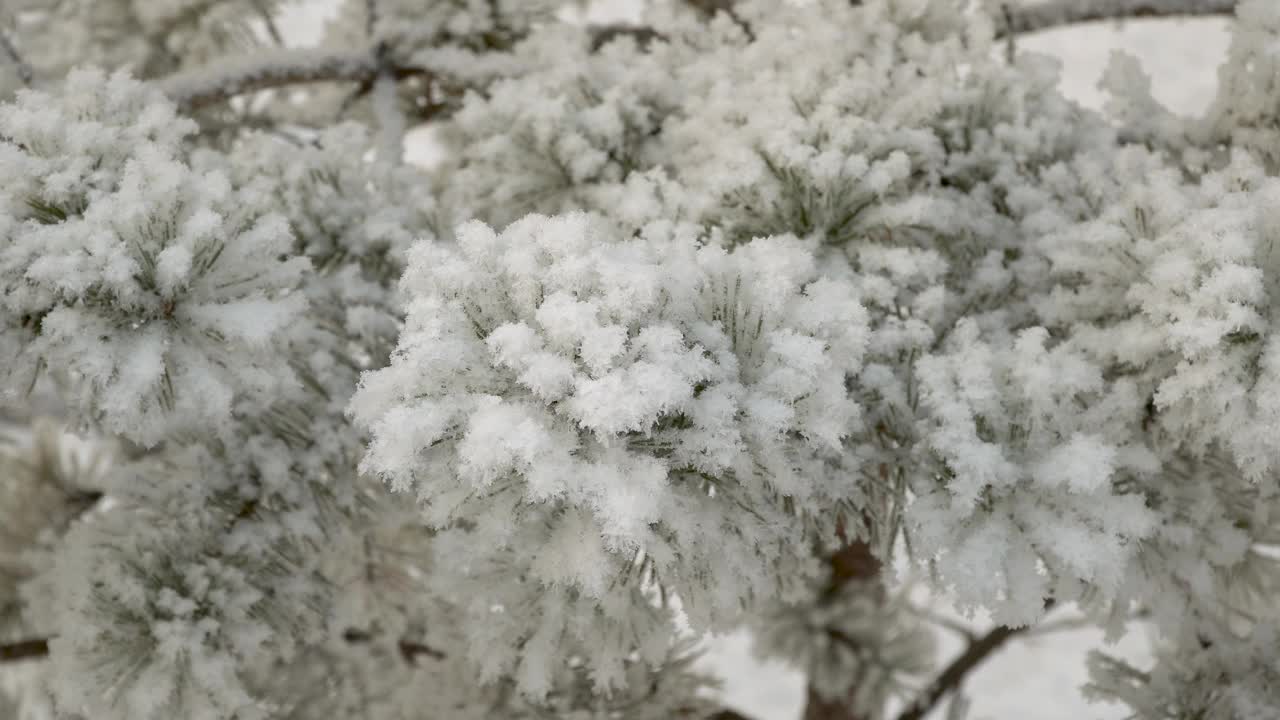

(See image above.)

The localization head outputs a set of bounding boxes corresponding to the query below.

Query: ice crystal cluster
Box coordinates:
[1,1,1278,719]
[349,212,866,693]
[0,69,308,448]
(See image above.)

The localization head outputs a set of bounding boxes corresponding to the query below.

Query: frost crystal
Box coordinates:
[3,1,1280,718]
[0,70,307,446]
[351,212,867,694]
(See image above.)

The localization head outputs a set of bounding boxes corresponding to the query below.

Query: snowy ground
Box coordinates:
[272,3,1231,718]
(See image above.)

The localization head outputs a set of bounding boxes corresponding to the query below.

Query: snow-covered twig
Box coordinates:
[1026,606,1151,637]
[589,24,664,51]
[999,0,1237,36]
[593,0,1235,53]
[158,47,429,112]
[0,30,31,86]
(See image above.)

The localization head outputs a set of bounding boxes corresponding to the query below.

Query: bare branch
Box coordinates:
[895,599,1056,720]
[999,0,1237,37]
[589,24,665,52]
[591,1,1236,55]
[340,627,447,666]
[893,625,1027,720]
[157,47,430,112]
[396,639,445,664]
[0,638,48,663]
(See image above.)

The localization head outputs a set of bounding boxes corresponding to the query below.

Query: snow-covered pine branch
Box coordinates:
[1000,0,1237,36]
[157,47,416,112]
[1,1,1278,719]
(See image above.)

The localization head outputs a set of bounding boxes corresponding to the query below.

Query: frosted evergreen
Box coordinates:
[0,1,1276,719]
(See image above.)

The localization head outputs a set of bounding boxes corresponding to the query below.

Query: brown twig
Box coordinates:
[0,638,49,663]
[894,626,1026,720]
[340,627,447,665]
[396,639,446,664]
[894,600,1057,720]
[589,24,665,52]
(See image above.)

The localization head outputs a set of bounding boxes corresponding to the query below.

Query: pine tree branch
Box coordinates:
[589,24,665,52]
[594,0,1237,51]
[894,625,1025,720]
[893,600,1056,720]
[997,0,1237,37]
[0,629,749,720]
[166,0,1229,115]
[157,47,430,112]
[0,638,48,663]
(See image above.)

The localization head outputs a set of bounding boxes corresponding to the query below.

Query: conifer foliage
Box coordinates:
[0,1,1276,719]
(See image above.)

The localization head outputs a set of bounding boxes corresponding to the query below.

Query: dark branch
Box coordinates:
[0,638,49,663]
[341,627,447,666]
[894,626,1025,720]
[589,24,665,52]
[894,600,1057,720]
[157,47,430,112]
[396,638,446,664]
[998,0,1237,37]
[596,0,1237,54]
